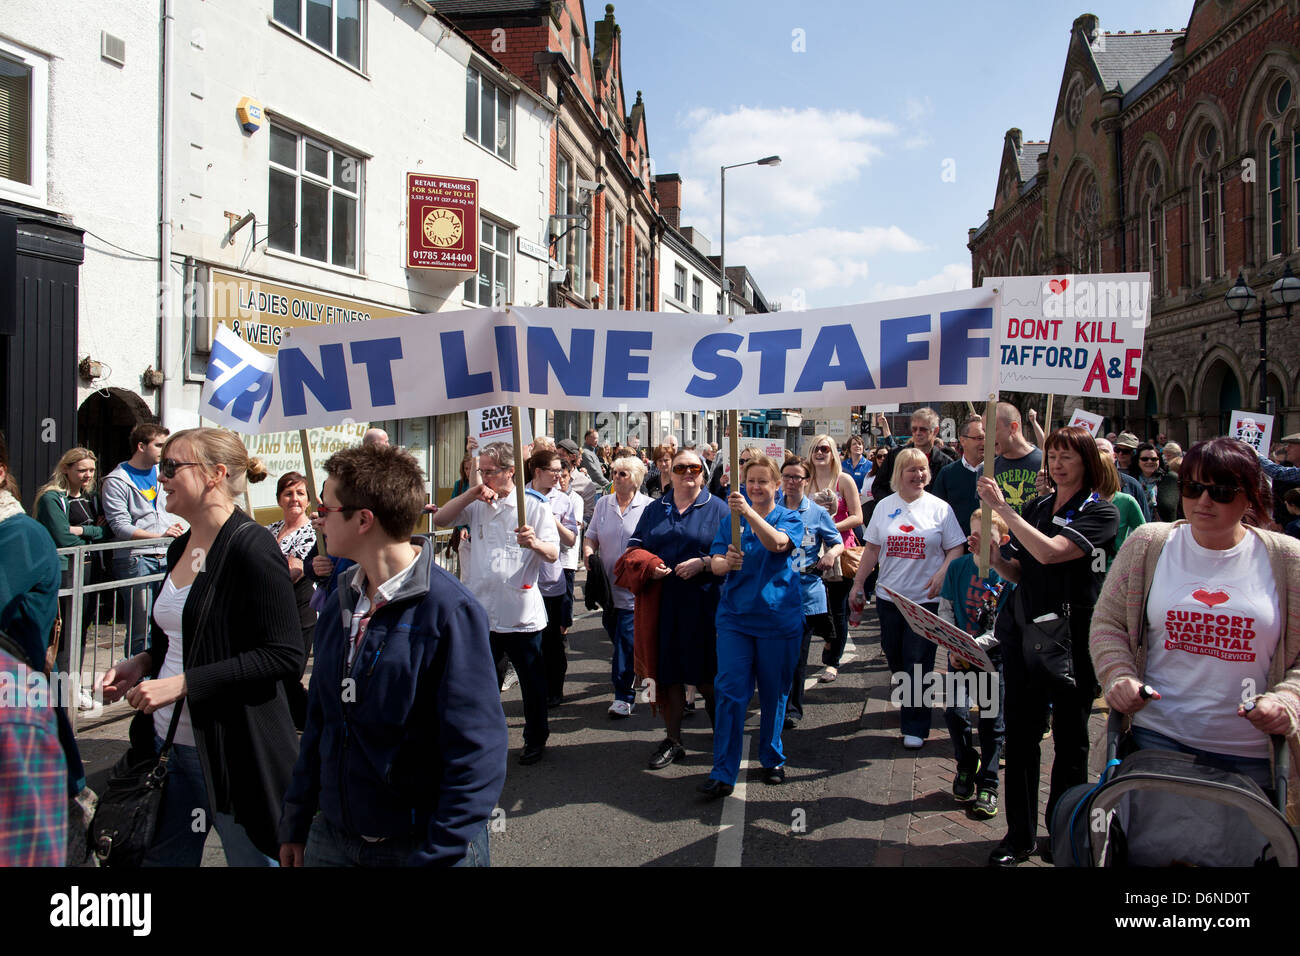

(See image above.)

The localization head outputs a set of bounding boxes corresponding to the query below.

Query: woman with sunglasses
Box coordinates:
[975,425,1119,866]
[623,449,729,771]
[1128,441,1179,522]
[97,429,303,866]
[805,434,863,683]
[584,455,651,718]
[1092,438,1300,811]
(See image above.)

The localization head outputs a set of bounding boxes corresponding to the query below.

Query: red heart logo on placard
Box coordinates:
[1048,278,1069,294]
[899,524,915,533]
[1191,588,1229,608]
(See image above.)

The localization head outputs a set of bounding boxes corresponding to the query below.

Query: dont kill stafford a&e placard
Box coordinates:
[407,173,478,271]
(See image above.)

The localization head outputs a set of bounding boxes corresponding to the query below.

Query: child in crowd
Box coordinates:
[1284,488,1300,540]
[937,508,1011,819]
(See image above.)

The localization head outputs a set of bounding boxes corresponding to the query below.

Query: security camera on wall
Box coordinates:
[576,178,605,195]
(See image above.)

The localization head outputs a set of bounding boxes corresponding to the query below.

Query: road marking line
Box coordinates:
[713,730,753,868]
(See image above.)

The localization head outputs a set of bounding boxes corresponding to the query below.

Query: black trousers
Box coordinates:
[821,578,854,667]
[997,601,1098,852]
[541,593,569,699]
[491,629,549,748]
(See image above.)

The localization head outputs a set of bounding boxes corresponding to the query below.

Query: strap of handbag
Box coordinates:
[153,520,254,768]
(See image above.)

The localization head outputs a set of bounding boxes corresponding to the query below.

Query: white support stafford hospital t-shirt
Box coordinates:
[463,493,560,633]
[864,491,966,605]
[1135,526,1280,759]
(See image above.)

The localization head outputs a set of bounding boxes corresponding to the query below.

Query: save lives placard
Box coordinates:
[1229,410,1273,454]
[984,273,1149,398]
[468,404,533,448]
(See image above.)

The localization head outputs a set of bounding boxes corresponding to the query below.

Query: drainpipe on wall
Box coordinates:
[158,0,178,424]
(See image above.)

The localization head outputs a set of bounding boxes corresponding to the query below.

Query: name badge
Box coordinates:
[1051,515,1070,527]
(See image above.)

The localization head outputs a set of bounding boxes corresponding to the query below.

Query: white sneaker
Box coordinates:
[607,699,634,718]
[500,663,519,692]
[902,735,925,750]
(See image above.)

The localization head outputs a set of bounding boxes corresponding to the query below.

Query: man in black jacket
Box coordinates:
[279,444,507,866]
[873,407,957,498]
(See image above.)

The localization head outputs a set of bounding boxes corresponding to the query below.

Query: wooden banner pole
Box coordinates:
[728,410,741,548]
[511,406,527,528]
[978,393,998,579]
[298,428,327,556]
[1044,394,1055,435]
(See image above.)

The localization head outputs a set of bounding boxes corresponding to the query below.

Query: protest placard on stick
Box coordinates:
[881,587,995,673]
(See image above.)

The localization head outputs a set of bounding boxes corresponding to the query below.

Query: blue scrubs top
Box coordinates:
[843,455,871,491]
[781,493,841,616]
[710,502,804,639]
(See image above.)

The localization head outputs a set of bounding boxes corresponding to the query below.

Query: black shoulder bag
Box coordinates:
[91,523,250,867]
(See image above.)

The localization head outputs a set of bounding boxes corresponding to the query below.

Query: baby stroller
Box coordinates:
[1050,711,1298,866]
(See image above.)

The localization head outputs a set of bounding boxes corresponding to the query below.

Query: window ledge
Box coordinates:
[463,134,516,169]
[267,17,368,80]
[265,245,366,279]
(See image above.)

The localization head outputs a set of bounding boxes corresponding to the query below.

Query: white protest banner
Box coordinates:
[1067,408,1104,436]
[758,437,786,461]
[469,404,533,449]
[203,289,1000,433]
[984,273,1149,399]
[881,587,995,672]
[1229,409,1273,454]
[202,324,278,430]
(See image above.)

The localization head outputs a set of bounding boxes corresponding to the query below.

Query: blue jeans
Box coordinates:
[1130,725,1273,794]
[608,609,635,703]
[304,813,490,867]
[711,623,802,784]
[114,553,164,657]
[142,735,276,867]
[878,598,938,739]
[942,655,1005,792]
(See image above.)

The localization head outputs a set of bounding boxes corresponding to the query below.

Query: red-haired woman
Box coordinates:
[1092,438,1300,818]
[976,425,1119,865]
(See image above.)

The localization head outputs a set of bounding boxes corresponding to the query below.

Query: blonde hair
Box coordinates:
[31,447,98,515]
[891,447,930,489]
[741,453,780,485]
[164,427,267,500]
[803,434,843,495]
[968,507,1008,539]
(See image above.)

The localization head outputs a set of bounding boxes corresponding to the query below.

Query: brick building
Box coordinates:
[434,0,661,443]
[969,2,1300,446]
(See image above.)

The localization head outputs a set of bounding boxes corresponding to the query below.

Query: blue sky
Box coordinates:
[605,0,1193,310]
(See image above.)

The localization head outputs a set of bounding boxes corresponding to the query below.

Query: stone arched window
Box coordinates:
[1135,155,1165,295]
[1065,172,1102,274]
[1009,240,1026,276]
[1188,123,1225,283]
[1258,75,1298,260]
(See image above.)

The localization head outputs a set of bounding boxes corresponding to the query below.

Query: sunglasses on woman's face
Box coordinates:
[672,463,703,475]
[814,446,832,454]
[1139,456,1159,463]
[1179,480,1241,504]
[159,458,199,479]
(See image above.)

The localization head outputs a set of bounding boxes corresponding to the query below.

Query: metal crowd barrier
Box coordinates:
[59,531,461,731]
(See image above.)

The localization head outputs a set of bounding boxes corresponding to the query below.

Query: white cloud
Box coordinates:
[720,226,926,309]
[668,106,897,236]
[867,263,972,303]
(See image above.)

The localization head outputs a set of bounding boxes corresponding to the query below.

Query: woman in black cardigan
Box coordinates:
[98,428,303,866]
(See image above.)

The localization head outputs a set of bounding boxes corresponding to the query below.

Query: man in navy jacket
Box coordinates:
[278,444,507,866]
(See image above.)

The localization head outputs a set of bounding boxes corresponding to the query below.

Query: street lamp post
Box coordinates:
[1225,263,1300,415]
[719,155,780,318]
